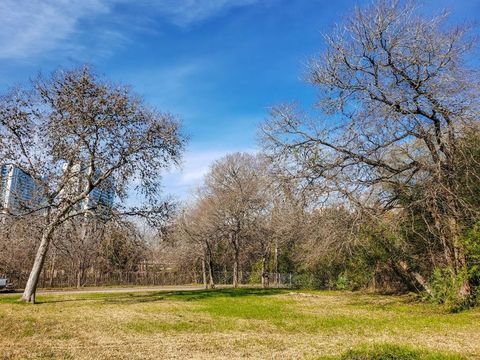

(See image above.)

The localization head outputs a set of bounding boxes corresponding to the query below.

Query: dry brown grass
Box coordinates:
[0,289,479,359]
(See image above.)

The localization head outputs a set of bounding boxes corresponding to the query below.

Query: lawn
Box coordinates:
[0,288,479,359]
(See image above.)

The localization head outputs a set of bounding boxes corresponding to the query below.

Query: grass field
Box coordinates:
[1,288,479,359]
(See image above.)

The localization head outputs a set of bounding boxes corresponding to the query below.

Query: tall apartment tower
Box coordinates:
[68,163,115,213]
[86,184,115,210]
[1,163,114,215]
[0,164,39,212]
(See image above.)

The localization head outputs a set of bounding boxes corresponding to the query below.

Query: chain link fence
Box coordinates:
[2,269,294,290]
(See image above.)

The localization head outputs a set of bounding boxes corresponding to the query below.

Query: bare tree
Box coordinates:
[101,221,146,274]
[53,218,106,288]
[261,0,480,297]
[0,216,42,283]
[0,66,185,302]
[202,153,268,287]
[174,199,221,289]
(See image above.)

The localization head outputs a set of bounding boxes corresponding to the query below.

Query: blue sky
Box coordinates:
[1,0,479,200]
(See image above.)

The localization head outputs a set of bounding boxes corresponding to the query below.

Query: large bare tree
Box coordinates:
[261,0,480,296]
[0,66,185,302]
[175,198,221,289]
[202,153,269,287]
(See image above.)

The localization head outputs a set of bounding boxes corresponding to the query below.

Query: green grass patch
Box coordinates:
[331,343,465,360]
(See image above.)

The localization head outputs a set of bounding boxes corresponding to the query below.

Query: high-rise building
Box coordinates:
[68,164,115,212]
[83,181,115,211]
[1,163,114,215]
[0,164,40,212]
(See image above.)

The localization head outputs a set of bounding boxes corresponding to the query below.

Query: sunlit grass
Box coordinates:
[0,288,478,359]
[319,343,466,360]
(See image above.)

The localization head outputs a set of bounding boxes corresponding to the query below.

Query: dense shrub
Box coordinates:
[424,223,480,310]
[429,267,470,311]
[462,222,480,299]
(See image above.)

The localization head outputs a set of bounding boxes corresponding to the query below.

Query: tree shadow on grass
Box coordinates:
[104,288,289,304]
[1,287,289,305]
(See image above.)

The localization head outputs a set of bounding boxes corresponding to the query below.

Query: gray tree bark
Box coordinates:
[21,226,54,303]
[261,255,269,288]
[201,257,207,289]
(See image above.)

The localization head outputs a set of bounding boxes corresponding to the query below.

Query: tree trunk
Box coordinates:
[261,254,269,288]
[397,260,432,295]
[447,215,472,300]
[76,271,82,289]
[233,256,239,288]
[48,252,56,288]
[201,257,208,289]
[447,216,466,271]
[208,261,215,289]
[432,213,455,269]
[205,240,215,289]
[273,240,279,285]
[21,227,54,303]
[231,233,240,288]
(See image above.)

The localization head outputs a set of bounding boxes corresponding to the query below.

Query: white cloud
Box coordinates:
[162,148,231,198]
[0,0,110,60]
[122,61,204,98]
[0,0,263,60]
[123,147,258,207]
[148,0,261,27]
[162,147,257,200]
[114,60,211,122]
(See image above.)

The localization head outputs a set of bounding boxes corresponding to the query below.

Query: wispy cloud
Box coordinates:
[0,0,110,60]
[115,59,212,122]
[162,146,257,200]
[124,147,253,206]
[0,0,263,61]
[148,0,261,27]
[162,148,232,200]
[121,61,205,99]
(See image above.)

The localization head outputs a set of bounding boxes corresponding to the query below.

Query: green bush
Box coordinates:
[462,222,480,292]
[429,267,471,311]
[248,260,262,284]
[425,221,480,310]
[291,273,317,289]
[335,274,349,290]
